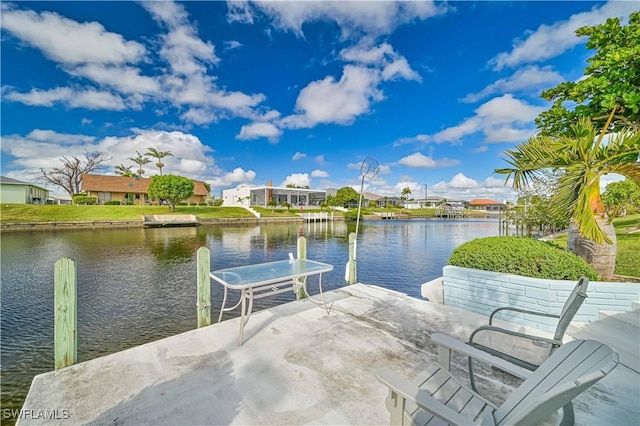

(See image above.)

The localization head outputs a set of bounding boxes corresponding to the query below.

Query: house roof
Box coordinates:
[469,198,503,205]
[81,174,209,196]
[361,192,382,201]
[0,175,49,191]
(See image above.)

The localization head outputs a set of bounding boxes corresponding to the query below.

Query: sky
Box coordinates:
[1,1,637,201]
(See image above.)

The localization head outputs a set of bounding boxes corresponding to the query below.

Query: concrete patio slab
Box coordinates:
[20,284,639,425]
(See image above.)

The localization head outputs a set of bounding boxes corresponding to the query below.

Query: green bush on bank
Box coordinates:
[448,236,598,280]
[73,196,97,205]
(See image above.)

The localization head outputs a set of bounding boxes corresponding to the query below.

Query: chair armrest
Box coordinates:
[469,325,563,348]
[431,333,532,380]
[375,367,479,426]
[489,307,560,325]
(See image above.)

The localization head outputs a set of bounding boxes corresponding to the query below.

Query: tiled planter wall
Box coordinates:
[442,265,640,333]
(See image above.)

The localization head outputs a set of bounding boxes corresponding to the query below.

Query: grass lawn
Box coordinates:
[550,214,640,278]
[0,204,254,222]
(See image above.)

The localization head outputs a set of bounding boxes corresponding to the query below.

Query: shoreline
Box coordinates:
[0,214,500,233]
[0,217,307,232]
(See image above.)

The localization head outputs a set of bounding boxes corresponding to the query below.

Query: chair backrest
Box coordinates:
[494,339,618,425]
[553,276,589,342]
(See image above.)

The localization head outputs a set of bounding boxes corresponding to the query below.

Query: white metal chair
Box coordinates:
[376,334,618,426]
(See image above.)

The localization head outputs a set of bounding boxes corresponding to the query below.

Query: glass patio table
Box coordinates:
[211,259,334,345]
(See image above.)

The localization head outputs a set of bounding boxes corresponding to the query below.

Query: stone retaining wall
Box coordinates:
[441,265,640,333]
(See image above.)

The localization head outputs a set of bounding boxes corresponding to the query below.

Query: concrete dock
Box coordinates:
[20,284,639,425]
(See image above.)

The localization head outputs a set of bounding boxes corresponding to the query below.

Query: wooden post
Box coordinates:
[296,237,307,299]
[348,232,357,284]
[54,257,77,370]
[197,247,211,328]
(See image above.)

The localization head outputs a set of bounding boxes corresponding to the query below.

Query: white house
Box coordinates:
[223,183,327,209]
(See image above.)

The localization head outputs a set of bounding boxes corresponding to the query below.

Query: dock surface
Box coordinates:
[20,284,639,425]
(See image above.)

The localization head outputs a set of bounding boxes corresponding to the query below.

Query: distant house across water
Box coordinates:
[0,176,49,204]
[468,198,506,211]
[223,182,326,209]
[81,174,209,205]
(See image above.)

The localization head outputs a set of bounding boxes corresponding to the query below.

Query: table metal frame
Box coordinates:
[211,259,334,345]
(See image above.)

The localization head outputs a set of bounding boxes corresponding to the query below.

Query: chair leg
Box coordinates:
[559,402,574,426]
[468,357,480,393]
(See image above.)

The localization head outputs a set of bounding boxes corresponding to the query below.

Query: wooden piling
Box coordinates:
[296,237,307,299]
[196,247,211,328]
[348,232,357,284]
[54,257,77,370]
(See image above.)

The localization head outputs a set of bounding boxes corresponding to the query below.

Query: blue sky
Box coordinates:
[1,1,636,200]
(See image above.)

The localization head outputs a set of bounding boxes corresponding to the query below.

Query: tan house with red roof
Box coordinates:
[81,174,210,205]
[468,198,506,211]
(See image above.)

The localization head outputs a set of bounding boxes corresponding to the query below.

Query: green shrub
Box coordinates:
[177,202,188,206]
[104,201,121,205]
[448,236,598,280]
[73,195,97,205]
[198,202,208,206]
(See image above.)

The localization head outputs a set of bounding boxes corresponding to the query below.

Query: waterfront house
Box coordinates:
[223,182,327,209]
[0,176,50,204]
[81,174,210,205]
[468,198,506,211]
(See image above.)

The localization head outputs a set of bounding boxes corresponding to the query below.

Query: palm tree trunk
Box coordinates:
[567,218,617,280]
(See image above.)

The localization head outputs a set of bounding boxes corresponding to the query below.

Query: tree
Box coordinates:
[267,198,277,210]
[536,12,640,136]
[147,175,194,212]
[286,183,310,189]
[401,187,411,202]
[115,164,136,177]
[39,151,109,198]
[335,186,359,207]
[495,117,640,279]
[129,151,152,177]
[602,179,640,218]
[146,147,173,176]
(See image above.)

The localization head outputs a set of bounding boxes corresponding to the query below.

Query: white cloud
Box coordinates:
[281,173,310,188]
[25,129,96,145]
[281,65,383,129]
[69,64,160,95]
[472,146,488,153]
[342,41,421,82]
[226,0,447,38]
[397,152,459,168]
[224,40,243,50]
[292,152,307,160]
[209,167,256,189]
[314,155,326,165]
[0,4,146,65]
[461,66,563,103]
[3,87,127,110]
[236,122,282,142]
[449,173,479,189]
[311,169,329,178]
[489,1,637,70]
[427,173,517,202]
[281,41,420,129]
[405,94,544,145]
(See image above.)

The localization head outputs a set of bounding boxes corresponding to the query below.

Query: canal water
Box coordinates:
[1,219,500,419]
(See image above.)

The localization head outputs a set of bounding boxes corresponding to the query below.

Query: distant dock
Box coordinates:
[299,212,331,222]
[141,214,198,228]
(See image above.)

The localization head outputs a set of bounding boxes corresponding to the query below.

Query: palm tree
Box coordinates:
[129,151,152,177]
[401,187,411,202]
[115,164,136,177]
[495,115,640,279]
[146,147,173,176]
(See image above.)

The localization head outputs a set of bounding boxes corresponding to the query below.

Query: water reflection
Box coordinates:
[0,218,499,420]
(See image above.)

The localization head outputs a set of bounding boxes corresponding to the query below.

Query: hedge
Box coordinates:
[448,236,598,280]
[73,196,97,205]
[104,201,121,205]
